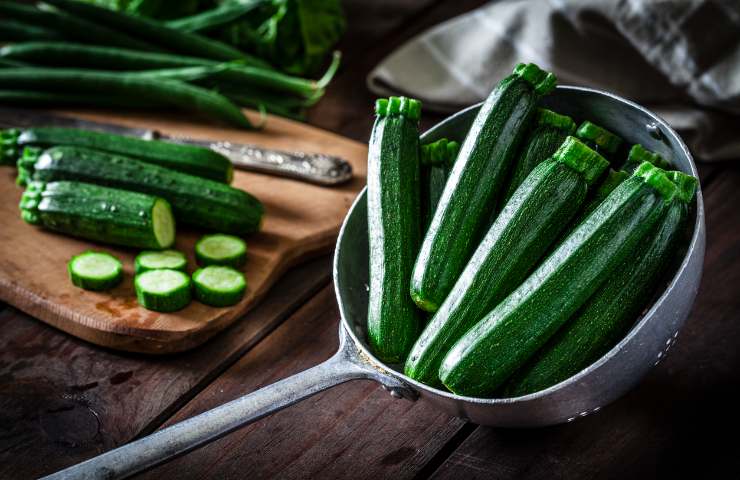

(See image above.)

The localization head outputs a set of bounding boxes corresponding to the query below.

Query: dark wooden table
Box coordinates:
[3,1,740,478]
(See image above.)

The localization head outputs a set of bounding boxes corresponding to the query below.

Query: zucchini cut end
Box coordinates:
[512,63,556,95]
[553,136,609,185]
[666,170,698,203]
[152,199,176,249]
[634,162,678,202]
[628,144,671,170]
[135,269,192,312]
[16,146,42,186]
[536,108,576,134]
[375,96,422,121]
[575,121,623,155]
[0,128,20,165]
[421,138,460,167]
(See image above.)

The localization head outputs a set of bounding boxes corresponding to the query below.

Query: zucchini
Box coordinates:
[135,269,192,312]
[502,108,576,201]
[420,138,459,229]
[411,63,556,312]
[68,251,123,291]
[504,169,697,396]
[135,250,188,274]
[405,137,608,386]
[367,96,424,364]
[20,180,175,249]
[623,144,670,173]
[575,121,623,160]
[192,266,247,307]
[195,234,247,268]
[18,146,263,235]
[3,127,233,183]
[578,145,670,221]
[439,162,679,397]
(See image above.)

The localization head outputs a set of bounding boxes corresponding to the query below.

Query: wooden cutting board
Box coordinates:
[0,109,367,354]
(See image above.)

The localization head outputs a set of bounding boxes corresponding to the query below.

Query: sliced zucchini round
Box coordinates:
[195,234,247,268]
[68,251,123,291]
[135,249,188,274]
[192,266,247,307]
[135,269,191,312]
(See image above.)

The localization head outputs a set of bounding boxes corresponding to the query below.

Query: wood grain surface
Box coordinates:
[0,110,367,354]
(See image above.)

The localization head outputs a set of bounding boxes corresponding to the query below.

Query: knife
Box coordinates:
[0,107,353,186]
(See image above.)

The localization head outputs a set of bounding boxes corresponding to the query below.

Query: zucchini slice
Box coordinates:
[135,269,192,312]
[135,249,187,274]
[194,234,247,268]
[192,266,247,307]
[68,251,123,291]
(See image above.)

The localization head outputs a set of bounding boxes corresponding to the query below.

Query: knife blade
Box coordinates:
[0,107,353,186]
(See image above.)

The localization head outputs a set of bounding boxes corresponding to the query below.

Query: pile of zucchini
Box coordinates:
[5,125,262,313]
[366,63,698,398]
[0,0,341,124]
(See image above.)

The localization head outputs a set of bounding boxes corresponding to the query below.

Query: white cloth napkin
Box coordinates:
[368,0,740,161]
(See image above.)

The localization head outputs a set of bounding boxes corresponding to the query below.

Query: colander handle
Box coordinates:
[42,324,413,480]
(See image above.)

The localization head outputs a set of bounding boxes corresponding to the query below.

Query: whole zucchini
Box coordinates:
[367,96,424,363]
[405,137,608,386]
[439,162,679,397]
[420,138,459,229]
[502,108,576,201]
[411,63,556,312]
[20,180,175,249]
[3,127,233,183]
[503,169,697,396]
[19,146,263,235]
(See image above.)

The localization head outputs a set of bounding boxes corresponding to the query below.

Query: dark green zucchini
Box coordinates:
[19,146,263,235]
[411,63,556,312]
[503,169,697,396]
[623,144,670,173]
[578,145,671,221]
[405,137,608,386]
[3,127,233,183]
[439,162,679,397]
[367,96,424,364]
[502,108,576,201]
[20,180,175,249]
[575,121,622,160]
[420,138,459,229]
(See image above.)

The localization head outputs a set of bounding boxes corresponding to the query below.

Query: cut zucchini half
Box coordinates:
[135,249,187,274]
[192,266,247,307]
[152,199,176,249]
[68,251,123,291]
[195,234,247,268]
[135,269,191,312]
